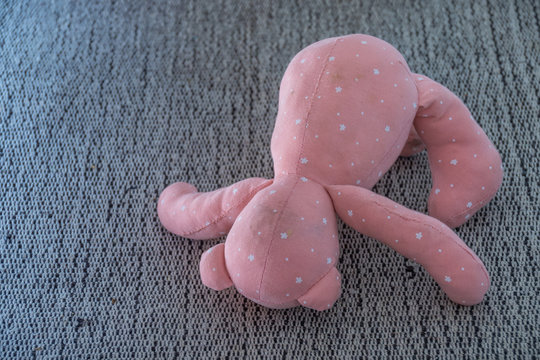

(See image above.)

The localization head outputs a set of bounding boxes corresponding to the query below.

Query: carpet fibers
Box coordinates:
[1,1,539,358]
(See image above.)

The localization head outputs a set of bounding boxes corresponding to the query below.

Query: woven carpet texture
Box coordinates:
[1,0,539,359]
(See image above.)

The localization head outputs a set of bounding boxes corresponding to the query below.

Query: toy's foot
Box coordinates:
[200,243,233,291]
[327,184,490,305]
[400,126,426,157]
[297,267,341,311]
[413,74,503,228]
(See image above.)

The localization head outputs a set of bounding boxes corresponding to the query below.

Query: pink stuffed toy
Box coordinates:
[158,34,502,311]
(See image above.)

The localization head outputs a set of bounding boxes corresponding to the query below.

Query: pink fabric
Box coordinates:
[158,34,502,311]
[413,78,503,227]
[326,185,490,305]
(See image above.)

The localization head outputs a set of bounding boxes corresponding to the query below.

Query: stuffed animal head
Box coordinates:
[158,34,502,310]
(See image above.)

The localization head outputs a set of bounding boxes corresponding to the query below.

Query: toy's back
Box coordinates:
[271,34,418,188]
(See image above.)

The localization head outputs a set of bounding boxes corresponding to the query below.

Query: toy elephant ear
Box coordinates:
[200,243,233,291]
[413,75,503,228]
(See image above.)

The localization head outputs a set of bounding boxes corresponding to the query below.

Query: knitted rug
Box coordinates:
[1,1,538,358]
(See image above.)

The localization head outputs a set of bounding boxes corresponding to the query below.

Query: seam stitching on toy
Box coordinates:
[294,38,339,175]
[183,179,273,237]
[256,176,299,300]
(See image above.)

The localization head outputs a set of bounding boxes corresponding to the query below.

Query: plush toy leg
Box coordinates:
[413,75,503,228]
[297,267,342,311]
[400,126,426,157]
[327,185,490,305]
[158,178,272,240]
[200,243,233,291]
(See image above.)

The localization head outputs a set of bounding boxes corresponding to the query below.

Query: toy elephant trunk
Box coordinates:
[158,34,502,311]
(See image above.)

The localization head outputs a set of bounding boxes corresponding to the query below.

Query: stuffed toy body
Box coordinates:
[158,34,502,311]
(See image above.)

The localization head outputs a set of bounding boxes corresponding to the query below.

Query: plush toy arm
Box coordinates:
[326,185,490,305]
[413,75,503,227]
[158,178,272,240]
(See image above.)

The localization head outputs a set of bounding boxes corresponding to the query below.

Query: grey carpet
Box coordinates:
[1,0,539,359]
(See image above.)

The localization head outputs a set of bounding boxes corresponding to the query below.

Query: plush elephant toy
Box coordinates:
[158,34,502,311]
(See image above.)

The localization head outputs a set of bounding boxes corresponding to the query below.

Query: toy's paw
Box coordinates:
[200,243,233,291]
[297,267,341,311]
[400,126,426,157]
